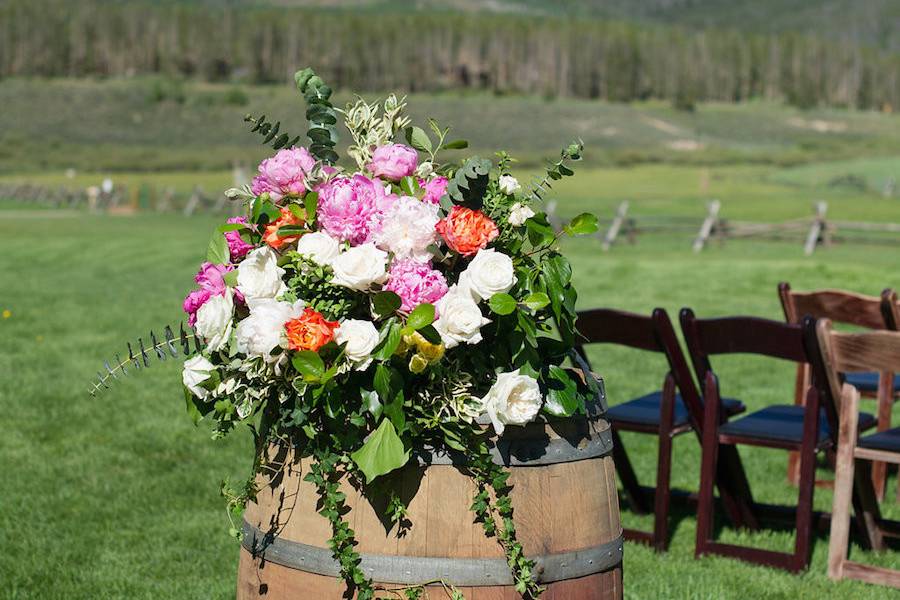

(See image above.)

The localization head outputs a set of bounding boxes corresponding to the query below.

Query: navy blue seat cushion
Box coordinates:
[606,391,744,427]
[844,372,900,393]
[859,428,900,453]
[719,404,876,445]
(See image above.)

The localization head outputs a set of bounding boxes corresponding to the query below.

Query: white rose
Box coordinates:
[182,355,216,400]
[331,243,388,291]
[237,246,287,301]
[458,249,517,302]
[296,231,340,266]
[236,298,305,359]
[507,202,536,227]
[434,286,491,349]
[498,175,521,195]
[481,369,543,435]
[195,292,233,352]
[334,319,380,370]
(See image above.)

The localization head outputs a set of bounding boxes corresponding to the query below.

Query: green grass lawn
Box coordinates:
[1,204,899,599]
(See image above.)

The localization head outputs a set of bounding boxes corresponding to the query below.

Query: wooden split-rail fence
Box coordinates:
[543,200,900,256]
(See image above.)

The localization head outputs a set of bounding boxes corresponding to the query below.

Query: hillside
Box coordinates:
[112,0,900,49]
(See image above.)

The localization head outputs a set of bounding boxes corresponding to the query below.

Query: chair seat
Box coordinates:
[844,371,900,394]
[719,404,877,445]
[859,428,900,453]
[606,391,744,428]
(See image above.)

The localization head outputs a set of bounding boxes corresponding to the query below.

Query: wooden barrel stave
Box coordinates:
[238,416,622,599]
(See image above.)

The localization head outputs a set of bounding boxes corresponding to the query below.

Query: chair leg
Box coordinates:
[695,375,721,558]
[611,427,652,514]
[872,371,894,501]
[787,363,810,486]
[829,384,860,581]
[791,387,820,572]
[653,376,676,552]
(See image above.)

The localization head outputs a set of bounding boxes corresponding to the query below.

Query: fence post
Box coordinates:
[602,201,629,252]
[692,199,721,253]
[803,201,828,256]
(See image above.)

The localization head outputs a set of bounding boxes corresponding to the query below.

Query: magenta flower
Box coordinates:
[251,147,317,202]
[384,259,449,313]
[183,289,212,327]
[420,176,448,205]
[317,174,387,245]
[367,144,418,181]
[225,217,254,261]
[183,262,235,326]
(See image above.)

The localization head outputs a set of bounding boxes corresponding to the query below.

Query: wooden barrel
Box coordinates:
[237,385,622,599]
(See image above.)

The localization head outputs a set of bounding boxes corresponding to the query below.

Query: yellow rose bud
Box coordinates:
[408,331,444,363]
[395,336,412,356]
[408,353,429,374]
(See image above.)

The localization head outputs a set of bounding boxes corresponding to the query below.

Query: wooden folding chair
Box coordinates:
[681,310,877,572]
[779,283,899,495]
[575,308,754,552]
[816,321,900,587]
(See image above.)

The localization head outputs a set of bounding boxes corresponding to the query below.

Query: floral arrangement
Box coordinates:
[93,69,598,599]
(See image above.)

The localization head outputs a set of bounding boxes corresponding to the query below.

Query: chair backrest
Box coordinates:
[779,282,891,330]
[814,319,900,421]
[680,308,812,382]
[882,289,900,330]
[575,307,704,430]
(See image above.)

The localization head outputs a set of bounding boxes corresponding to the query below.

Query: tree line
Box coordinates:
[1,0,898,110]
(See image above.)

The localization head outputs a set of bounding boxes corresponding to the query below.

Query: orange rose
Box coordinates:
[264,206,304,250]
[435,206,499,256]
[285,308,338,352]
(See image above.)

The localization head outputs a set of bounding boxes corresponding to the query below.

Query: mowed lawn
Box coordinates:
[2,185,900,598]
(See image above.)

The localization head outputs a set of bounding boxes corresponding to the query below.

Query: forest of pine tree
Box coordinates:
[1,0,898,110]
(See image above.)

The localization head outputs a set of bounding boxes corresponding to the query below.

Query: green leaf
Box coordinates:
[351,418,410,484]
[563,212,599,236]
[417,324,441,345]
[372,319,402,360]
[404,126,432,153]
[303,192,318,225]
[206,229,230,264]
[223,270,239,287]
[442,139,469,150]
[361,389,382,420]
[399,176,422,197]
[525,213,555,247]
[372,291,402,319]
[288,203,305,220]
[217,223,245,233]
[291,351,325,382]
[488,293,517,316]
[522,292,550,311]
[374,364,406,431]
[406,303,435,331]
[543,366,581,417]
[276,225,305,237]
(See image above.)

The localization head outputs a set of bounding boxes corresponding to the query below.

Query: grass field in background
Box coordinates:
[1,208,899,599]
[2,78,900,173]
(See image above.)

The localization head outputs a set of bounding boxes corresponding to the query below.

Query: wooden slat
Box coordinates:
[829,330,900,374]
[842,561,900,588]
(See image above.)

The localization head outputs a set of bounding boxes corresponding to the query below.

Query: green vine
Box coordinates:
[467,437,544,599]
[295,67,340,164]
[304,451,377,600]
[243,113,301,150]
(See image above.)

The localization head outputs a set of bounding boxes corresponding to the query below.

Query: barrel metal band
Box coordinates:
[416,422,614,467]
[242,521,623,586]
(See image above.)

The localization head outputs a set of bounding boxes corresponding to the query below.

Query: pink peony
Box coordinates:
[225,217,254,261]
[183,289,212,327]
[251,147,317,202]
[183,263,235,326]
[317,174,387,245]
[367,144,418,181]
[384,259,449,314]
[420,176,448,205]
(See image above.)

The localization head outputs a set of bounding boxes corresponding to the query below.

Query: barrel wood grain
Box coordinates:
[238,417,622,599]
